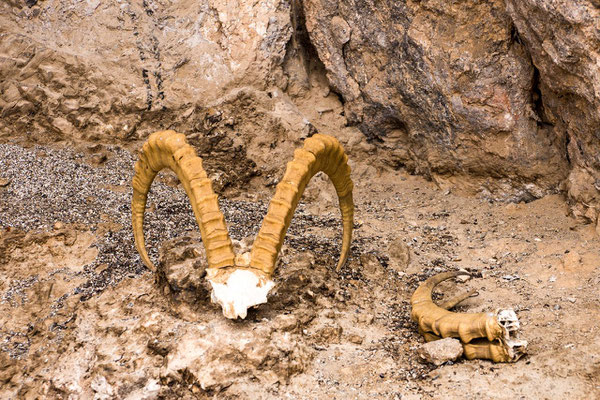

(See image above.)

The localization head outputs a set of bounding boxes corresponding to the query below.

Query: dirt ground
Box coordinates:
[1,1,599,398]
[0,135,599,399]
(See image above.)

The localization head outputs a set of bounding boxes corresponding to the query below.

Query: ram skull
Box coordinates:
[411,271,528,362]
[132,130,354,319]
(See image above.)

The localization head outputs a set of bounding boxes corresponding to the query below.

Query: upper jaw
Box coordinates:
[497,308,528,361]
[205,266,275,319]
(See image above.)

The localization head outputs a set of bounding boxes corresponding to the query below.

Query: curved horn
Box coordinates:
[417,295,526,363]
[131,130,235,271]
[249,133,354,276]
[410,271,505,343]
[438,288,478,310]
[463,338,526,363]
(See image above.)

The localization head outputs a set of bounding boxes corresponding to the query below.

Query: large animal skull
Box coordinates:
[131,130,354,319]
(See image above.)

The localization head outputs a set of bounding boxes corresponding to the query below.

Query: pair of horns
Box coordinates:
[411,271,527,362]
[132,130,353,279]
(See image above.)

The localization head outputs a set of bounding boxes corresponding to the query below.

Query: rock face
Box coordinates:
[505,0,600,227]
[302,0,568,201]
[0,0,293,143]
[161,321,310,391]
[2,0,600,223]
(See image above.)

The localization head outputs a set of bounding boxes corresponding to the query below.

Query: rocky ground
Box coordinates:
[2,1,599,398]
[1,140,598,399]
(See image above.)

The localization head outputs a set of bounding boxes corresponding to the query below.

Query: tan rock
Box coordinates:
[303,0,568,202]
[315,324,343,344]
[417,338,464,366]
[506,0,600,224]
[562,251,582,272]
[348,334,364,345]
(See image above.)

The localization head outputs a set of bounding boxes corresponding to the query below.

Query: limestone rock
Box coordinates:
[161,322,310,391]
[0,0,295,154]
[157,233,208,304]
[417,338,464,366]
[314,324,343,344]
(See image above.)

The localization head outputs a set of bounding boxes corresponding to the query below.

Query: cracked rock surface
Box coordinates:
[2,1,600,221]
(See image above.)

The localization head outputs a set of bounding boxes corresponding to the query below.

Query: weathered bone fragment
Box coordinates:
[132,130,354,319]
[411,271,527,362]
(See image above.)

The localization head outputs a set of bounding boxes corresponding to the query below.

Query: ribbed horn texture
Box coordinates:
[411,271,504,343]
[249,133,354,276]
[438,288,478,310]
[418,293,511,361]
[131,130,235,272]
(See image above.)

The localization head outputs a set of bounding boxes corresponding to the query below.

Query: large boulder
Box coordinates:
[302,0,569,201]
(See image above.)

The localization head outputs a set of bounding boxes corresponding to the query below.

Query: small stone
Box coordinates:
[95,263,109,273]
[549,276,557,283]
[566,297,577,303]
[273,314,299,332]
[315,325,343,344]
[456,274,471,283]
[562,251,581,272]
[360,253,385,278]
[417,338,464,366]
[90,153,108,165]
[387,238,411,272]
[0,178,10,187]
[356,313,374,325]
[348,334,364,345]
[53,221,65,230]
[316,107,333,115]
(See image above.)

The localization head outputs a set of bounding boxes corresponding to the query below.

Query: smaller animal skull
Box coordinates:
[411,271,528,362]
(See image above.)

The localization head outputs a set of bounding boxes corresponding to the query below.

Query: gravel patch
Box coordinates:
[0,143,353,301]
